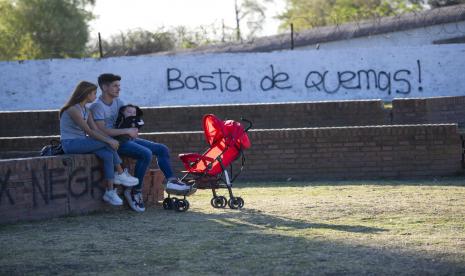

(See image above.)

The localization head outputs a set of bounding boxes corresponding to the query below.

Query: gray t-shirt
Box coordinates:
[60,104,89,140]
[90,96,125,129]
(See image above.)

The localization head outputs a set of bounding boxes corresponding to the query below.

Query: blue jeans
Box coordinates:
[61,138,122,181]
[118,138,174,191]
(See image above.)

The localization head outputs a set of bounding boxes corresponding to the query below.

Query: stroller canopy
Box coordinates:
[203,114,251,150]
[179,114,251,177]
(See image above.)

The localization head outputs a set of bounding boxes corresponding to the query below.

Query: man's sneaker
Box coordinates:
[166,179,196,196]
[133,192,145,212]
[124,188,145,212]
[103,189,123,206]
[114,170,139,187]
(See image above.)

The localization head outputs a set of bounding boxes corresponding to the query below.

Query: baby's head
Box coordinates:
[121,105,137,118]
[115,104,144,129]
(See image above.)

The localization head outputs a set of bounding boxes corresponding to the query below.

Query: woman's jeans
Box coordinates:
[61,138,122,181]
[118,138,174,191]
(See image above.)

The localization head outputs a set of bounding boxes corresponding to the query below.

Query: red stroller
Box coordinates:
[162,114,252,212]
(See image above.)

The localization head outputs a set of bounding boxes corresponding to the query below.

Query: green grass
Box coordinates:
[1,179,465,275]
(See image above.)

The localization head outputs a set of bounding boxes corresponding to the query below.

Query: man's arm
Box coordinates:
[90,101,138,138]
[94,120,138,137]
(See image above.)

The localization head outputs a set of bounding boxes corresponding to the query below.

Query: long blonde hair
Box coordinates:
[59,81,97,118]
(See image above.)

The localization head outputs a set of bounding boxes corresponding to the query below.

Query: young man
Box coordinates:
[90,73,195,212]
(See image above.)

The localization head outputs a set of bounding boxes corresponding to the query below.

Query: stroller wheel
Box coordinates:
[237,197,244,208]
[174,199,189,212]
[162,198,173,210]
[219,196,227,208]
[211,196,227,208]
[228,197,244,209]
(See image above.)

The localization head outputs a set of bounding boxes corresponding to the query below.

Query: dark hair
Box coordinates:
[97,73,121,90]
[59,81,97,118]
[115,104,143,128]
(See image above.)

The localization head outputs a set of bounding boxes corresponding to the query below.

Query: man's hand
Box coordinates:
[126,128,139,138]
[107,138,120,151]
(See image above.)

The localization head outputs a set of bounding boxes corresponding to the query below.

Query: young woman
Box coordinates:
[60,81,138,205]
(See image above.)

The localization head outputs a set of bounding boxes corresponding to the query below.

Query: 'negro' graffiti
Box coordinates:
[0,165,104,207]
[167,68,242,92]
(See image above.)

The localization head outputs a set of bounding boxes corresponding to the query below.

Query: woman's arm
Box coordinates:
[67,106,119,150]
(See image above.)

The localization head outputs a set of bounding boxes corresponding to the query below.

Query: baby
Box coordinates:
[114,104,144,143]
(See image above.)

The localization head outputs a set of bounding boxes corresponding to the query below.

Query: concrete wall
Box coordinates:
[1,44,465,111]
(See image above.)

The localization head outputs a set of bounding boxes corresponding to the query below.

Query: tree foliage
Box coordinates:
[278,0,425,31]
[89,25,227,57]
[94,29,176,57]
[0,0,94,61]
[235,0,273,41]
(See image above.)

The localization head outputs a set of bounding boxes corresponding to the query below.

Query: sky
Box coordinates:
[89,0,286,40]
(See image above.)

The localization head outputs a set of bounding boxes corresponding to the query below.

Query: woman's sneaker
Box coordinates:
[103,189,123,206]
[124,188,145,212]
[114,169,139,187]
[166,179,196,196]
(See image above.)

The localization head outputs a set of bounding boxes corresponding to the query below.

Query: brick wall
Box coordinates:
[0,100,386,136]
[0,154,164,224]
[2,124,461,181]
[2,98,464,224]
[0,135,58,159]
[0,124,461,223]
[0,110,59,137]
[142,124,462,181]
[3,97,465,137]
[0,155,105,224]
[392,96,465,126]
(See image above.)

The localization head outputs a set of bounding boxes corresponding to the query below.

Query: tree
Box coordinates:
[0,0,94,61]
[234,0,273,41]
[93,29,176,57]
[278,0,424,32]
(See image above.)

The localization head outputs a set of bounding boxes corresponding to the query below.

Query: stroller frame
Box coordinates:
[162,114,252,212]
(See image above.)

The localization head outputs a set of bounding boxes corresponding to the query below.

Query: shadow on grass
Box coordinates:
[230,208,388,233]
[1,205,464,275]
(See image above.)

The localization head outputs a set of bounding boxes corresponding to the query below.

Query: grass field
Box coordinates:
[1,179,465,275]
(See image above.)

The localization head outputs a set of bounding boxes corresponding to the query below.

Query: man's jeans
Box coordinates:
[118,138,174,191]
[62,138,122,181]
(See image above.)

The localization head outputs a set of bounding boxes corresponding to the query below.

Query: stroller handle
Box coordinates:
[240,118,253,132]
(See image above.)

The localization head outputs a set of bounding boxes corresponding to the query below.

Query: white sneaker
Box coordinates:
[103,189,123,206]
[133,192,145,212]
[114,169,139,187]
[166,179,196,196]
[124,188,145,212]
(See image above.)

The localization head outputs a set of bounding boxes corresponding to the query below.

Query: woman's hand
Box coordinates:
[107,138,120,151]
